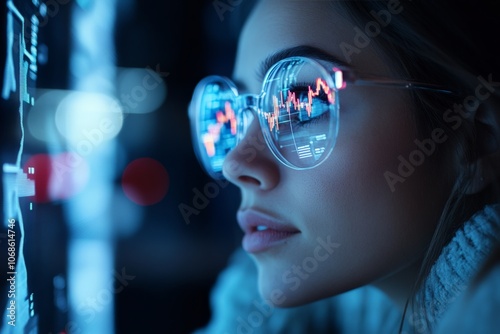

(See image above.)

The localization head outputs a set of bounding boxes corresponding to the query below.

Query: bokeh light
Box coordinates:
[24,152,90,203]
[116,67,167,114]
[28,89,68,144]
[55,91,123,149]
[121,157,169,205]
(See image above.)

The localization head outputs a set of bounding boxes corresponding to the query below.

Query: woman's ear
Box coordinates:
[465,98,500,194]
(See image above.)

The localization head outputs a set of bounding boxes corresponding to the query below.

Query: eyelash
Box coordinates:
[285,82,330,128]
[293,112,328,129]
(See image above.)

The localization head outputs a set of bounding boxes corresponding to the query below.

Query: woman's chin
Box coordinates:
[256,270,333,308]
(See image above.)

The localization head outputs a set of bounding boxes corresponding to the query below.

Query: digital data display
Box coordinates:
[1,0,47,333]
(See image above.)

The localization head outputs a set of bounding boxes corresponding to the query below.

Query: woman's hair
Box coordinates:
[332,1,500,332]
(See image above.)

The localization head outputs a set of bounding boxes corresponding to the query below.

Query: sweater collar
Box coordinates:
[415,204,500,328]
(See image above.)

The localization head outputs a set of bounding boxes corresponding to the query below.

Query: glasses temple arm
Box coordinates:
[351,78,459,95]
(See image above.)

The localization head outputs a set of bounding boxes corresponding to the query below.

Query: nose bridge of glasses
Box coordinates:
[236,93,258,111]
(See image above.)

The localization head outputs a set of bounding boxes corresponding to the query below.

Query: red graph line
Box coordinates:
[216,101,237,135]
[264,77,334,132]
[203,101,237,157]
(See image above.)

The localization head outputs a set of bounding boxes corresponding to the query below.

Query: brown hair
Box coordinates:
[332,1,500,332]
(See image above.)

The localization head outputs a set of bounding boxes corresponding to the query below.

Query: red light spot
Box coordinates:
[121,158,169,205]
[24,153,89,203]
[24,154,51,203]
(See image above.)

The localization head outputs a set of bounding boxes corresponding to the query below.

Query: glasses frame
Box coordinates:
[189,56,456,179]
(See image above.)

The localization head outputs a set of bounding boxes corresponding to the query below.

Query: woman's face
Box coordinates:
[223,0,451,306]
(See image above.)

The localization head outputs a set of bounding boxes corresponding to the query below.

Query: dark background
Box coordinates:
[0,0,257,332]
[112,3,248,332]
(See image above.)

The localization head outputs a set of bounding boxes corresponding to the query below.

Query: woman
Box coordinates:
[190,1,500,333]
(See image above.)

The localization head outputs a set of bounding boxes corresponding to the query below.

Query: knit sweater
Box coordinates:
[194,205,500,334]
[415,204,500,333]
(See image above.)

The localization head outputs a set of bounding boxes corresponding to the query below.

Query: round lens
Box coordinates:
[259,57,339,169]
[190,76,238,178]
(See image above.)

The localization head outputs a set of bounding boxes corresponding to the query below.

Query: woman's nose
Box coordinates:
[222,118,280,190]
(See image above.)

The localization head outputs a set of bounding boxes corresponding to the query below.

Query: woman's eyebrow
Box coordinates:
[256,45,353,82]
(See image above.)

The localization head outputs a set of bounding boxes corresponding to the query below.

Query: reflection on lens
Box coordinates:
[194,77,238,176]
[259,57,339,169]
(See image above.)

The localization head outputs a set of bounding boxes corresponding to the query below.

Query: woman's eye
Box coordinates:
[294,107,329,128]
[286,83,331,126]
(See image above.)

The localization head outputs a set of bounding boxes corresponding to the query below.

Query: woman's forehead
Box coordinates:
[233,0,391,93]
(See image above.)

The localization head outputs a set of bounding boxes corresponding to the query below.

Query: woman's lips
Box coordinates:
[237,209,300,253]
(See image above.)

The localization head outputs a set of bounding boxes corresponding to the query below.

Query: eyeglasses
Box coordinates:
[189,56,454,179]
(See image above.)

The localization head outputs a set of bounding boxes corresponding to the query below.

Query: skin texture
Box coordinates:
[222,0,453,308]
